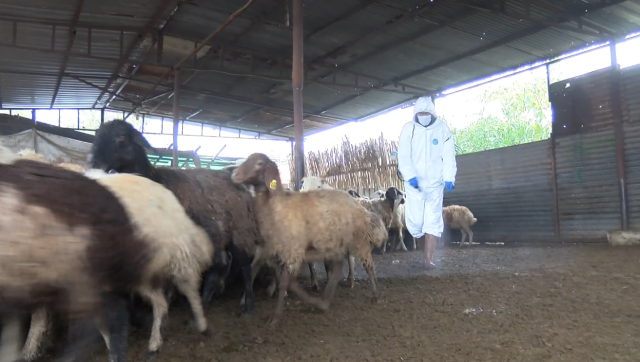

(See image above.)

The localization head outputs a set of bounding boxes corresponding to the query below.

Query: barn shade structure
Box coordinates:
[0,0,639,187]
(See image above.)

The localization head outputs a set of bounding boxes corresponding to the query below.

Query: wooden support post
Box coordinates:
[292,0,304,191]
[172,69,180,169]
[610,40,629,230]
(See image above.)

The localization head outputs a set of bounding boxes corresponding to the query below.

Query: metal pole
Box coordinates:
[172,68,180,169]
[610,40,629,230]
[292,0,304,191]
[546,64,561,237]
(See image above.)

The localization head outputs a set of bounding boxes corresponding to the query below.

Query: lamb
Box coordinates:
[343,186,402,285]
[88,119,261,316]
[0,156,208,362]
[442,205,477,246]
[231,153,388,325]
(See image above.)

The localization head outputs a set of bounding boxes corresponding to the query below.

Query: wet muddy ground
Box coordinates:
[43,243,640,362]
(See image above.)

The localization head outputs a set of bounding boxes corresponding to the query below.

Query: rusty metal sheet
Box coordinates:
[443,140,554,243]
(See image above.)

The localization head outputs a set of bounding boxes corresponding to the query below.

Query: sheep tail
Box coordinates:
[471,217,477,225]
[364,211,388,248]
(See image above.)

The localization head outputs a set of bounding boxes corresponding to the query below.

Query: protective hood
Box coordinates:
[413,96,436,118]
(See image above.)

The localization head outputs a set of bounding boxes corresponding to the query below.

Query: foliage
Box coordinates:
[449,75,551,155]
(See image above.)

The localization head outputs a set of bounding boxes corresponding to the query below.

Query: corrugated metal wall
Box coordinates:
[554,129,619,237]
[443,140,555,242]
[622,64,640,229]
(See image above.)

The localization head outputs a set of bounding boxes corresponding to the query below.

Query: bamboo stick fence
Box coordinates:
[289,134,403,195]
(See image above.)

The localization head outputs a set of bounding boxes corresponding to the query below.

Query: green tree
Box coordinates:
[449,75,551,155]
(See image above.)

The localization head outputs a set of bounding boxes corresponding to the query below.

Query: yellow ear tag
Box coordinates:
[269,179,277,190]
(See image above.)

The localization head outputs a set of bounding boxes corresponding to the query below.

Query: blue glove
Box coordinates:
[444,181,454,192]
[408,177,419,189]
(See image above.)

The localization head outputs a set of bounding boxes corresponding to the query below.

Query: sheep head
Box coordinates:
[300,176,331,191]
[231,153,282,193]
[347,189,361,198]
[89,119,155,176]
[383,186,404,212]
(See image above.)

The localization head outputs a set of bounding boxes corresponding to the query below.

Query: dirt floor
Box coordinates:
[41,243,640,362]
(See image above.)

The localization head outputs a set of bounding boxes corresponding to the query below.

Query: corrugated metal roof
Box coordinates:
[0,0,639,138]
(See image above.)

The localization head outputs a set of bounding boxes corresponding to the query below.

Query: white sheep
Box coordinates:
[232,153,388,325]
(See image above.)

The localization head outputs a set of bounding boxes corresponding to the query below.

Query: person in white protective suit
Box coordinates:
[397,96,457,269]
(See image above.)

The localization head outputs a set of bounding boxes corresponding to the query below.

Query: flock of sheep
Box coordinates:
[300,176,478,249]
[0,119,477,362]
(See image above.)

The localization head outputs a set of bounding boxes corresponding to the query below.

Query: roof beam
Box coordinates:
[280,0,626,123]
[455,0,608,38]
[50,0,85,108]
[303,0,376,40]
[131,0,258,114]
[153,0,288,114]
[94,0,184,109]
[331,7,478,73]
[307,0,442,67]
[0,16,139,32]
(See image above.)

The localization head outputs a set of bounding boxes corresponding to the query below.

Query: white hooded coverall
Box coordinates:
[397,97,457,239]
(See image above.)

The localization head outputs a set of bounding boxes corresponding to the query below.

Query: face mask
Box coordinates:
[416,114,436,126]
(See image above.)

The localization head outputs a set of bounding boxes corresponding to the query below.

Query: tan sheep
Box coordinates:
[606,230,640,246]
[231,153,387,325]
[442,205,477,246]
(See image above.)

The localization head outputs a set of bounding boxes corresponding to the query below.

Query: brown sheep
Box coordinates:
[88,119,262,316]
[443,205,477,246]
[231,153,388,325]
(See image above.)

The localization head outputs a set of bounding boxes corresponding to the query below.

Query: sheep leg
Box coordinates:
[395,229,408,251]
[240,248,268,306]
[339,253,355,288]
[174,278,210,335]
[347,253,355,288]
[232,248,255,316]
[319,259,344,307]
[18,307,48,362]
[138,287,169,357]
[460,229,467,246]
[360,254,379,302]
[101,293,130,362]
[57,316,101,362]
[463,226,473,245]
[0,314,24,362]
[411,234,417,251]
[286,270,332,313]
[200,267,221,308]
[308,263,320,290]
[268,265,291,326]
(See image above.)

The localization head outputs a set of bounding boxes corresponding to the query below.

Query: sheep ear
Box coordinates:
[263,162,281,191]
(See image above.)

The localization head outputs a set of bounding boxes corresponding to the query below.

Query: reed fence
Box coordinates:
[289,134,403,194]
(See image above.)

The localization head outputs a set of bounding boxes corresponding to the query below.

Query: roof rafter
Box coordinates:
[282,0,627,123]
[50,0,85,108]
